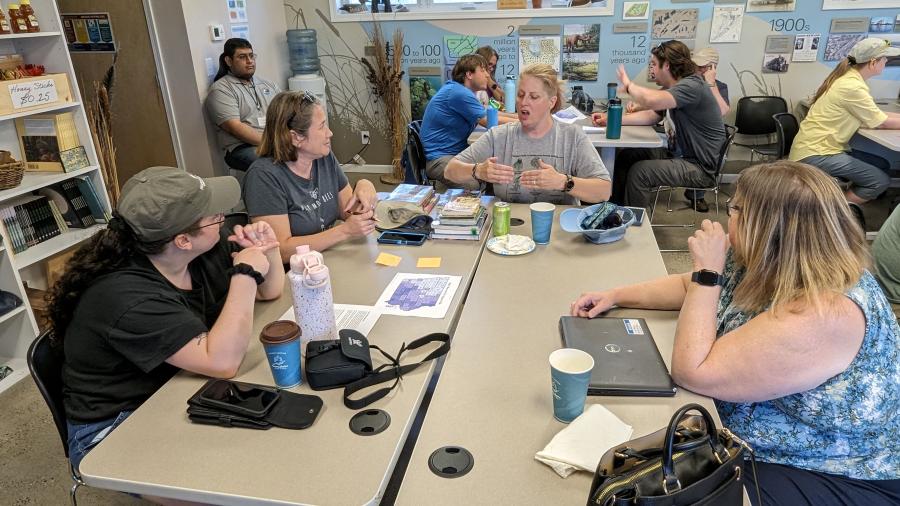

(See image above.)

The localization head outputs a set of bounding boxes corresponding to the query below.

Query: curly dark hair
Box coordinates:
[651,40,697,81]
[46,214,193,346]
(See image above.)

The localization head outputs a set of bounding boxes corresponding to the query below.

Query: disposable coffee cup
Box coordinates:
[549,348,594,423]
[260,320,302,388]
[530,202,556,245]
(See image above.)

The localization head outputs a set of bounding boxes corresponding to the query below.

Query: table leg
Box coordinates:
[600,147,615,180]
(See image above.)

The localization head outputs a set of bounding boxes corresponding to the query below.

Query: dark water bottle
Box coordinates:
[606,98,622,140]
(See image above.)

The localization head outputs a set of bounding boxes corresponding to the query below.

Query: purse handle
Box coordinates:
[661,403,730,494]
[343,332,450,410]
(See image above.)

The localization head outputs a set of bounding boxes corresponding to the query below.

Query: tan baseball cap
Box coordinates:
[849,37,900,63]
[118,166,240,241]
[691,47,720,67]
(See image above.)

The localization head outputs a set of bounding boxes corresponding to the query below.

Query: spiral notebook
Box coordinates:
[558,316,676,397]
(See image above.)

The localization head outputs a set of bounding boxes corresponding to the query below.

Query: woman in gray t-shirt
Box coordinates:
[243,91,378,262]
[445,63,610,205]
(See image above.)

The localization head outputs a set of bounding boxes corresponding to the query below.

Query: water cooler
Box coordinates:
[287,29,328,119]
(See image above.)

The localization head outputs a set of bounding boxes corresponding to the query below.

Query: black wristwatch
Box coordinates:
[691,269,725,287]
[562,174,575,193]
[229,263,265,285]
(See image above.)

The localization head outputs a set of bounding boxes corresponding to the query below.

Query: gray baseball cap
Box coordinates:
[848,37,900,64]
[118,166,240,241]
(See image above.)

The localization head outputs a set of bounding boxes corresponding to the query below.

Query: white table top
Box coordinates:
[396,204,718,505]
[78,234,488,506]
[854,99,899,152]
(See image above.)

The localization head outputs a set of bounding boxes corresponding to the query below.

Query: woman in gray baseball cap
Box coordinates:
[790,37,900,210]
[47,167,284,474]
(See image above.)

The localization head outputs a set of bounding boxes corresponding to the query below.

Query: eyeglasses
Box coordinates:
[234,52,257,62]
[725,198,741,216]
[188,213,226,232]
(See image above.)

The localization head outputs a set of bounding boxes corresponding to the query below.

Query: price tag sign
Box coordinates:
[8,79,58,110]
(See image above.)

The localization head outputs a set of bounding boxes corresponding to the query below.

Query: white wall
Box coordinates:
[146,0,289,176]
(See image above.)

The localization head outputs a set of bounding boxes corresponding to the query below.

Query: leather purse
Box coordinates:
[186,379,323,430]
[305,329,450,409]
[587,403,759,506]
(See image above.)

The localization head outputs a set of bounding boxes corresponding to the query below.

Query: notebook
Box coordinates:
[558,316,676,397]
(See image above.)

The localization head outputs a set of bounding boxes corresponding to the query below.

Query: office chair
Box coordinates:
[734,96,788,163]
[27,330,84,505]
[650,125,737,251]
[772,112,800,159]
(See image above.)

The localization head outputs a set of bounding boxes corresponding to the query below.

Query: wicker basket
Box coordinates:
[0,150,25,190]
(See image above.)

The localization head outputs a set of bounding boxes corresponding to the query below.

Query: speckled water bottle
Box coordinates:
[288,246,334,348]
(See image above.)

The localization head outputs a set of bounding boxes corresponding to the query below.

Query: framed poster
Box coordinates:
[61,13,116,53]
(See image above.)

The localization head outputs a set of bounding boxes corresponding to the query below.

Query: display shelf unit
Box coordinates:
[0,0,110,394]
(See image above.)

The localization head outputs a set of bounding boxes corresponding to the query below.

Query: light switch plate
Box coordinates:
[209,24,225,41]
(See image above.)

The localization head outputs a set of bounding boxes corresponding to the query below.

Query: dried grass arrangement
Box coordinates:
[87,58,120,208]
[361,22,407,184]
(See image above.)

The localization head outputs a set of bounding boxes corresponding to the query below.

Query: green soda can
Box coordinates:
[492,202,510,237]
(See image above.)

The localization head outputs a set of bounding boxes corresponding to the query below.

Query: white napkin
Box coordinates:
[535,404,634,478]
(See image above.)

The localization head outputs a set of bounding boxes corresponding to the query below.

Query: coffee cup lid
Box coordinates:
[260,320,301,344]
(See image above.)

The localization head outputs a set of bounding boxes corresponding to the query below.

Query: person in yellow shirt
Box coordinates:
[790,38,900,205]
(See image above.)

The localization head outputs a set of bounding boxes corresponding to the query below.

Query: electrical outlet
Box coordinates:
[360,130,370,145]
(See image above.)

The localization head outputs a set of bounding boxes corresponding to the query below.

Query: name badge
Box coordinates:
[256,115,266,128]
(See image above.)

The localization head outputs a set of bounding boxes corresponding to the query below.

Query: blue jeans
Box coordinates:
[66,410,133,473]
[801,151,891,201]
[224,144,259,172]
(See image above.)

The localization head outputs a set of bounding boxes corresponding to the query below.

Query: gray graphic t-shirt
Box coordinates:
[456,121,609,205]
[243,153,349,237]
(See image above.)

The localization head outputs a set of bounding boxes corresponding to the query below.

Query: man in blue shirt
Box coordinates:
[421,54,503,189]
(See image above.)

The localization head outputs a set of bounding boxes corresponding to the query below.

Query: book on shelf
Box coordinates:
[75,176,110,222]
[15,112,80,173]
[37,180,95,229]
[0,196,63,253]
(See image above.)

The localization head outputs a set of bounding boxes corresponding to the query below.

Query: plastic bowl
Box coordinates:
[559,204,635,244]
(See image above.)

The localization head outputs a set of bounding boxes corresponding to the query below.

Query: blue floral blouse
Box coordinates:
[714,255,900,480]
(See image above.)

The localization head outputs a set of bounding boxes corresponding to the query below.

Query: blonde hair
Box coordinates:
[811,58,868,104]
[519,63,565,114]
[257,91,319,163]
[730,161,869,315]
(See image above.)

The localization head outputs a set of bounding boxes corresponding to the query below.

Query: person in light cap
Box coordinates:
[790,37,900,211]
[48,166,285,474]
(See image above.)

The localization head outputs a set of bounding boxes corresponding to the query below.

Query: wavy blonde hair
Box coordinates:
[519,63,565,114]
[257,91,318,163]
[730,161,869,315]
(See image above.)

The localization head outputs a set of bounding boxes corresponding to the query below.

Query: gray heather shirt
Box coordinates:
[662,75,726,174]
[456,121,609,205]
[205,74,281,154]
[243,153,349,237]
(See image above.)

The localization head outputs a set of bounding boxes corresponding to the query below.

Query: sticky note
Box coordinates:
[376,252,402,267]
[417,257,442,268]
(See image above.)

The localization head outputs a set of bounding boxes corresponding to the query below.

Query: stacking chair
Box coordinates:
[772,112,799,159]
[734,96,788,162]
[649,125,737,251]
[405,120,431,186]
[27,330,84,505]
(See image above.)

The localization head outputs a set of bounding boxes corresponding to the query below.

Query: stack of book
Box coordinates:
[385,184,438,214]
[431,191,490,241]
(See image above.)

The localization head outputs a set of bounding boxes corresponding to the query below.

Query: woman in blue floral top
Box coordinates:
[571,161,900,505]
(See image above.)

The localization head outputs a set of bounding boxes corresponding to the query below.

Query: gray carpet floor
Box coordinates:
[2,171,894,505]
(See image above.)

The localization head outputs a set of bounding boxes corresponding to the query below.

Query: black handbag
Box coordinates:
[186,379,323,430]
[587,403,760,506]
[305,329,450,409]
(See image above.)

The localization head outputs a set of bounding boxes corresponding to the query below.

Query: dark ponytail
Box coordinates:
[213,38,253,82]
[47,214,170,346]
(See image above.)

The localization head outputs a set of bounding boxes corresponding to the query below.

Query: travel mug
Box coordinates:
[486,106,499,129]
[606,98,623,140]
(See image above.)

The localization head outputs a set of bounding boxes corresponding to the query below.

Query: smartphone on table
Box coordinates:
[377,231,428,246]
[625,206,645,226]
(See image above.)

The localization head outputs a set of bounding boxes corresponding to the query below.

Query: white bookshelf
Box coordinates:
[0,0,109,394]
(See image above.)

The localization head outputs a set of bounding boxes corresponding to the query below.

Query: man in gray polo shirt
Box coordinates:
[205,38,281,172]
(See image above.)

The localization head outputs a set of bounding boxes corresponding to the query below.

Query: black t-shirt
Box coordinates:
[62,240,237,423]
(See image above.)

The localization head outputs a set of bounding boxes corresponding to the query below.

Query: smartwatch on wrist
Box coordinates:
[229,262,265,285]
[562,174,575,193]
[691,269,725,287]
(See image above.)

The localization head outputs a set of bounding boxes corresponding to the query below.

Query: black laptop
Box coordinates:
[559,316,676,397]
